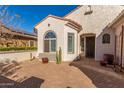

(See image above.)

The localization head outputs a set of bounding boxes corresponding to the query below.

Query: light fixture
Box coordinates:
[84,5,93,15]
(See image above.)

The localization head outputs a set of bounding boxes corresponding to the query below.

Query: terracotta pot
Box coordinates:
[100,61,107,66]
[42,57,49,63]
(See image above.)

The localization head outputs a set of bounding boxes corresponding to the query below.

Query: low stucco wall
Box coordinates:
[0,51,37,62]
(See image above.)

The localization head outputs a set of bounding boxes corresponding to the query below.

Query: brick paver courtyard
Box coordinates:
[0,59,95,88]
[1,58,124,88]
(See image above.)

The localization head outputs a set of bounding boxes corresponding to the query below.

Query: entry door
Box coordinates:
[86,36,95,58]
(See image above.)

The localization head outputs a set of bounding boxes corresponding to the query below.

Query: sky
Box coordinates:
[5,5,78,33]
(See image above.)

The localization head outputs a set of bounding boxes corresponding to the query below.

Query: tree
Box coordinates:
[0,5,25,31]
[0,5,25,47]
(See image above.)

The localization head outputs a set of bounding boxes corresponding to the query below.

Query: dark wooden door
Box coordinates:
[86,36,95,58]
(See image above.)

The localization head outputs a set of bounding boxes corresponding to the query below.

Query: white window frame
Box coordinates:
[44,31,56,53]
[67,33,75,54]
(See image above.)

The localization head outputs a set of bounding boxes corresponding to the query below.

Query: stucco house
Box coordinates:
[34,5,124,65]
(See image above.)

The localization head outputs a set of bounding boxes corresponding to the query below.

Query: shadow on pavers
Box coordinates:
[69,62,124,88]
[0,75,44,88]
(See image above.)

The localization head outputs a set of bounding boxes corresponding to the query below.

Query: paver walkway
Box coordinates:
[70,59,124,88]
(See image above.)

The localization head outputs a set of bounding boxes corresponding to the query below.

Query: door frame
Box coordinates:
[80,34,96,58]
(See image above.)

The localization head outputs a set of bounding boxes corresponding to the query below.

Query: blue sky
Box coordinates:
[6,5,78,33]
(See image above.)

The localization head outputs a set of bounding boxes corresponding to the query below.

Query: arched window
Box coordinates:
[44,31,56,52]
[102,33,110,44]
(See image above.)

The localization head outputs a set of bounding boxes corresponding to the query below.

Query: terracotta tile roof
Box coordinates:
[0,23,37,39]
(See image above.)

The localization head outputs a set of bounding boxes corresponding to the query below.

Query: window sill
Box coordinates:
[44,52,56,54]
[67,52,75,54]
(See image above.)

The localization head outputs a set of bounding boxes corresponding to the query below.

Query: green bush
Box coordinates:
[0,46,37,51]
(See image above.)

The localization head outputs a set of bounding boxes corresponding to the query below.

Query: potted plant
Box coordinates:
[42,57,49,64]
[100,54,114,66]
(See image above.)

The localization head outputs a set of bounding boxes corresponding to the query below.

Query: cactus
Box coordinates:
[56,50,59,64]
[56,47,62,64]
[58,47,62,64]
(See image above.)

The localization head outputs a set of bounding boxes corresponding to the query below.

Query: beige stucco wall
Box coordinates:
[95,29,115,61]
[65,6,123,36]
[0,51,37,62]
[36,17,78,61]
[37,17,66,60]
[65,5,124,61]
[63,25,78,61]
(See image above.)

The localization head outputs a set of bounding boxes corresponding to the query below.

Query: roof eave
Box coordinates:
[65,22,82,32]
[107,10,124,28]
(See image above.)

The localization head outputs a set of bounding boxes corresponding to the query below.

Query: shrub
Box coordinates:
[0,46,37,52]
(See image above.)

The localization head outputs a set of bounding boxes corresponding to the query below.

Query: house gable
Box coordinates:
[34,15,82,32]
[34,15,67,30]
[65,5,124,36]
